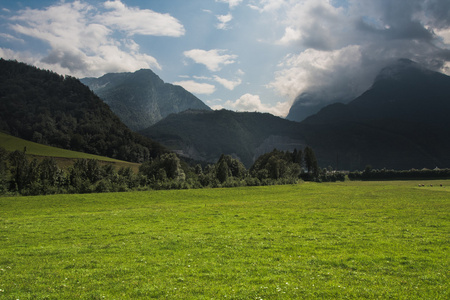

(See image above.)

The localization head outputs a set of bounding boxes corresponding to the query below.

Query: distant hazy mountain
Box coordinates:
[286,93,346,122]
[140,109,306,167]
[0,59,166,163]
[81,69,211,131]
[141,59,450,170]
[304,59,450,125]
[301,59,450,169]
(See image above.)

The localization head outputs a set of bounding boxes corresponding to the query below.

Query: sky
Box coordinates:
[1,0,450,117]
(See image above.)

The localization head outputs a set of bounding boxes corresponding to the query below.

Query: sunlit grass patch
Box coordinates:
[0,131,140,171]
[0,180,449,299]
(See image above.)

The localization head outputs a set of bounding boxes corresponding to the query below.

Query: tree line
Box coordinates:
[348,166,450,181]
[0,146,343,196]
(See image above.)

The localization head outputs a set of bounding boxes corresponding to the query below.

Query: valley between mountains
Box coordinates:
[1,58,450,171]
[82,58,450,170]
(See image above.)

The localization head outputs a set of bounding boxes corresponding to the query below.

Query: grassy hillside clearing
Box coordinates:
[0,132,140,171]
[0,181,448,299]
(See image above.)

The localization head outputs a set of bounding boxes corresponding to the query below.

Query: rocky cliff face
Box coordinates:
[81,69,211,131]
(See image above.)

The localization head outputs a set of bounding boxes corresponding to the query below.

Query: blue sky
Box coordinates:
[1,0,450,117]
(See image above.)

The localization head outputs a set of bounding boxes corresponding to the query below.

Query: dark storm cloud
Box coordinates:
[425,0,450,28]
[356,18,434,41]
[274,0,450,112]
[41,50,89,73]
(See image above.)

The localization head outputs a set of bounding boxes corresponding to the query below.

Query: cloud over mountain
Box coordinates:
[263,0,450,118]
[226,93,290,117]
[1,0,184,77]
[172,80,216,95]
[1,0,449,116]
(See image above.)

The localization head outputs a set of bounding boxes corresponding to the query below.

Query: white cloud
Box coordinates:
[442,61,450,75]
[4,0,184,77]
[9,1,98,51]
[436,28,450,44]
[0,47,36,64]
[213,75,242,90]
[0,33,25,43]
[270,45,372,103]
[216,13,233,30]
[216,0,243,9]
[184,49,238,72]
[172,80,216,95]
[249,0,286,12]
[266,0,450,114]
[278,27,301,45]
[211,104,225,110]
[100,0,185,37]
[278,0,346,49]
[193,75,211,80]
[226,93,291,117]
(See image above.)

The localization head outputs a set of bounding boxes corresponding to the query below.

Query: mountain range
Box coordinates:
[81,69,211,131]
[140,59,450,170]
[1,58,449,171]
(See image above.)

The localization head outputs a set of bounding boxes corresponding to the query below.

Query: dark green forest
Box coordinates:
[0,59,166,163]
[0,146,338,196]
[4,143,447,196]
[141,109,304,168]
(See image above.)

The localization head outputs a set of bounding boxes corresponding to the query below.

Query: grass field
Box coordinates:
[0,180,448,299]
[0,132,140,171]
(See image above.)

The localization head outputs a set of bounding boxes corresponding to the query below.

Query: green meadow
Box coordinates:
[0,132,140,171]
[0,181,448,299]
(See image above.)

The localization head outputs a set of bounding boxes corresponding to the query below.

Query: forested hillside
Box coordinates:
[141,109,306,167]
[0,59,166,163]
